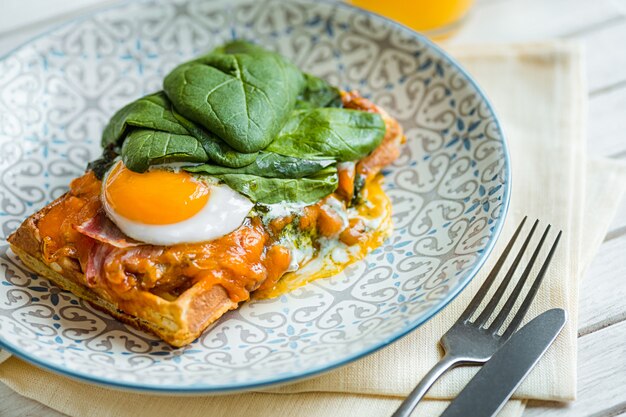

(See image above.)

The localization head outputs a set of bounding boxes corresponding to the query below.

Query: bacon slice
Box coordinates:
[356,115,403,180]
[84,242,114,286]
[341,90,405,182]
[75,211,143,248]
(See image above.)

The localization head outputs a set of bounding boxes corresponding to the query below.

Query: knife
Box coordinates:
[440,308,567,417]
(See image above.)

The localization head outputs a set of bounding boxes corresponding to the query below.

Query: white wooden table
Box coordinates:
[1,1,625,416]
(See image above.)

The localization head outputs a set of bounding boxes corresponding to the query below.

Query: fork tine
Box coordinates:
[473,219,539,327]
[487,224,551,334]
[502,230,562,339]
[458,216,528,322]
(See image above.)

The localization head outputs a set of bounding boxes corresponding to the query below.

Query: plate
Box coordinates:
[0,0,510,392]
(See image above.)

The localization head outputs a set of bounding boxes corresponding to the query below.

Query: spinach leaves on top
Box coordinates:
[121,129,208,172]
[295,73,343,109]
[185,152,334,179]
[267,108,385,162]
[185,152,338,203]
[101,92,259,173]
[95,41,387,203]
[206,167,339,204]
[170,108,258,168]
[101,92,187,149]
[163,40,305,153]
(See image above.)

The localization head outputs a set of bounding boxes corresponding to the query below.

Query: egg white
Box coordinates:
[102,173,254,246]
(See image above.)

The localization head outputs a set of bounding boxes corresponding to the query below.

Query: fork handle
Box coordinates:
[391,354,463,417]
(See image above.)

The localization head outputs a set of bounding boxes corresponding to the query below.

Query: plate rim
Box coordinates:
[0,0,512,393]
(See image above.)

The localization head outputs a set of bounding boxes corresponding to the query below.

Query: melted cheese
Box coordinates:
[254,175,392,299]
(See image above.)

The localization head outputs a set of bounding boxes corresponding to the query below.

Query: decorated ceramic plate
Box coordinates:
[0,0,510,392]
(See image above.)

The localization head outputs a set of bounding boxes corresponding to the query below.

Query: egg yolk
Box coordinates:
[104,161,210,225]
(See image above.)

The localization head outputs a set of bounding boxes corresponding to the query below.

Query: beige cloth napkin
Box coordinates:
[2,42,626,417]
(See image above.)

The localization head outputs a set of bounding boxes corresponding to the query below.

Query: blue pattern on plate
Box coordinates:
[0,0,510,392]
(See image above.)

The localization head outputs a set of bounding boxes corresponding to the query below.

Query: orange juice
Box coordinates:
[350,0,474,39]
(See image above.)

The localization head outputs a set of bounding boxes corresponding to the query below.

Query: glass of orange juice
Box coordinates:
[350,0,474,40]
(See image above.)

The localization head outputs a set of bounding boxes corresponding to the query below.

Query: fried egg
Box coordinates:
[102,161,253,245]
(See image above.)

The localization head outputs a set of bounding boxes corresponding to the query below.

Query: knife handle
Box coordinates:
[391,354,464,417]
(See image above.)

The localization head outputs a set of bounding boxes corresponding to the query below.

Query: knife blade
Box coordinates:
[440,308,567,417]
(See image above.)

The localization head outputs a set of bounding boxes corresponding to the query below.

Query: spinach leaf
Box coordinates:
[102,90,259,170]
[267,108,386,161]
[205,166,338,204]
[295,73,343,109]
[170,108,258,168]
[101,92,188,148]
[121,129,208,172]
[184,152,334,178]
[163,41,305,153]
[97,41,381,205]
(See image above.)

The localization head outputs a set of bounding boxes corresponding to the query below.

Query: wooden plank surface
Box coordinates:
[605,196,626,241]
[524,320,626,417]
[588,87,626,157]
[579,235,626,336]
[0,384,67,417]
[0,0,118,35]
[453,0,626,94]
[454,0,623,42]
[0,0,120,55]
[1,0,626,416]
[583,21,626,93]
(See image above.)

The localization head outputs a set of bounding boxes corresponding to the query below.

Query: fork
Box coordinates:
[391,217,562,417]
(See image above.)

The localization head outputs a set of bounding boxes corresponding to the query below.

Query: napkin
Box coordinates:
[2,42,626,417]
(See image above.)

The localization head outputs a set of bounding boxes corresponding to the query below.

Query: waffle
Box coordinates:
[7,95,404,347]
[8,206,238,347]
